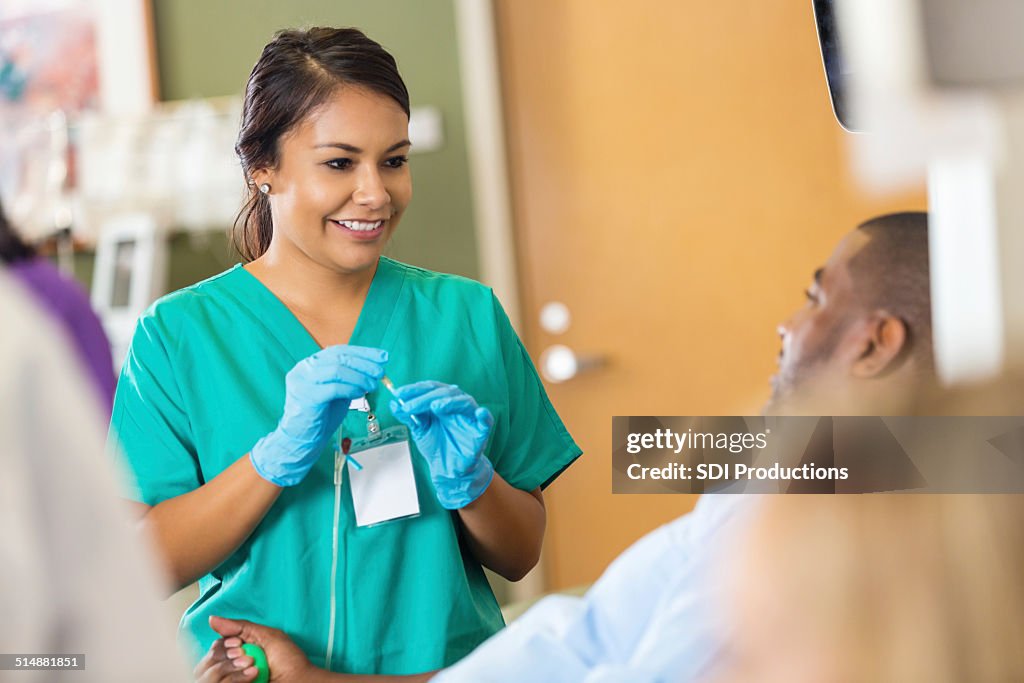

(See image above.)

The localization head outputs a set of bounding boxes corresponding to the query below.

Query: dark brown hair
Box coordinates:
[852,211,932,372]
[0,198,35,264]
[232,27,410,261]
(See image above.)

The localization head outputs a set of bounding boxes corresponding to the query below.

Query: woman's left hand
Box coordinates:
[390,381,495,509]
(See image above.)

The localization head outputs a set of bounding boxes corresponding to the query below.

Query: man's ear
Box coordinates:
[850,312,908,379]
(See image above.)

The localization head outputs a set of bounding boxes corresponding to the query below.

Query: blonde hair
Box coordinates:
[732,496,1024,682]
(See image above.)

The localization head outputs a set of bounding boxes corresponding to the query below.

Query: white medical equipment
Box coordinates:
[815,0,1024,384]
[90,212,167,367]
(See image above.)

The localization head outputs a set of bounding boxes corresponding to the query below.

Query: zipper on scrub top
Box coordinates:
[326,434,345,670]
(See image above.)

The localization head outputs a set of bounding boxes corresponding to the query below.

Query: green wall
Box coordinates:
[151,0,479,281]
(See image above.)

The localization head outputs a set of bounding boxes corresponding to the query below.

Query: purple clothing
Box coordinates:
[8,257,116,414]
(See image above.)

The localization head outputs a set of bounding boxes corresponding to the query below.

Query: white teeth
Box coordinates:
[337,219,383,232]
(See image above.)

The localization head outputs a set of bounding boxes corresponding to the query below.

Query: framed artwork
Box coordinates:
[0,0,156,115]
[0,0,157,241]
[0,3,99,113]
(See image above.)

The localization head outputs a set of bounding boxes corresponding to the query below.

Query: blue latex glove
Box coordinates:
[250,346,387,487]
[390,381,495,509]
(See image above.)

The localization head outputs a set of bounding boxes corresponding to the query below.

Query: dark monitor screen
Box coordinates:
[812,0,857,131]
[111,239,135,308]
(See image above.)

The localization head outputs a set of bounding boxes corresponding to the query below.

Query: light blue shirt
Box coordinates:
[434,495,756,683]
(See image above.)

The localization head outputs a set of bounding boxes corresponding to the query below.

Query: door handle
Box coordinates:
[539,344,606,383]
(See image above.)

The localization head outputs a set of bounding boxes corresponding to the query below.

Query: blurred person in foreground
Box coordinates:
[0,268,187,680]
[719,495,1024,682]
[0,198,116,412]
[194,212,935,682]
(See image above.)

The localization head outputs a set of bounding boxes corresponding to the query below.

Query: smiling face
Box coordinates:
[768,230,872,410]
[253,86,412,276]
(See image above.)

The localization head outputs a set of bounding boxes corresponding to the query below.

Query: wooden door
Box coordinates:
[495,0,926,589]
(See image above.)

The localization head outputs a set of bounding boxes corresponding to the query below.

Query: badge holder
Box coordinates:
[344,411,421,527]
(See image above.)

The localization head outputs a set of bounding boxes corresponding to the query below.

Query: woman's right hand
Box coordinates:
[249,345,387,487]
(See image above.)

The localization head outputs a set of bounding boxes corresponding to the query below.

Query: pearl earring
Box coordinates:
[259,183,271,194]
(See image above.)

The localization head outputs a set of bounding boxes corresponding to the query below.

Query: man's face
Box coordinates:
[769,230,872,410]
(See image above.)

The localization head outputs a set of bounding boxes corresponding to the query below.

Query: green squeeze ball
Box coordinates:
[241,643,270,683]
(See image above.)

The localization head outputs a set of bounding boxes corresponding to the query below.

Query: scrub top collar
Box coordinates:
[226,257,407,363]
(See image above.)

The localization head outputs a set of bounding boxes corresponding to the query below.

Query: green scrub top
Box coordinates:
[109,257,582,674]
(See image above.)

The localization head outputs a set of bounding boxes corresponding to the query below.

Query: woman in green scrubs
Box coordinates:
[109,27,581,675]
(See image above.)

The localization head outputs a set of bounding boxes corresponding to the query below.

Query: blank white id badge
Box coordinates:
[347,425,420,527]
